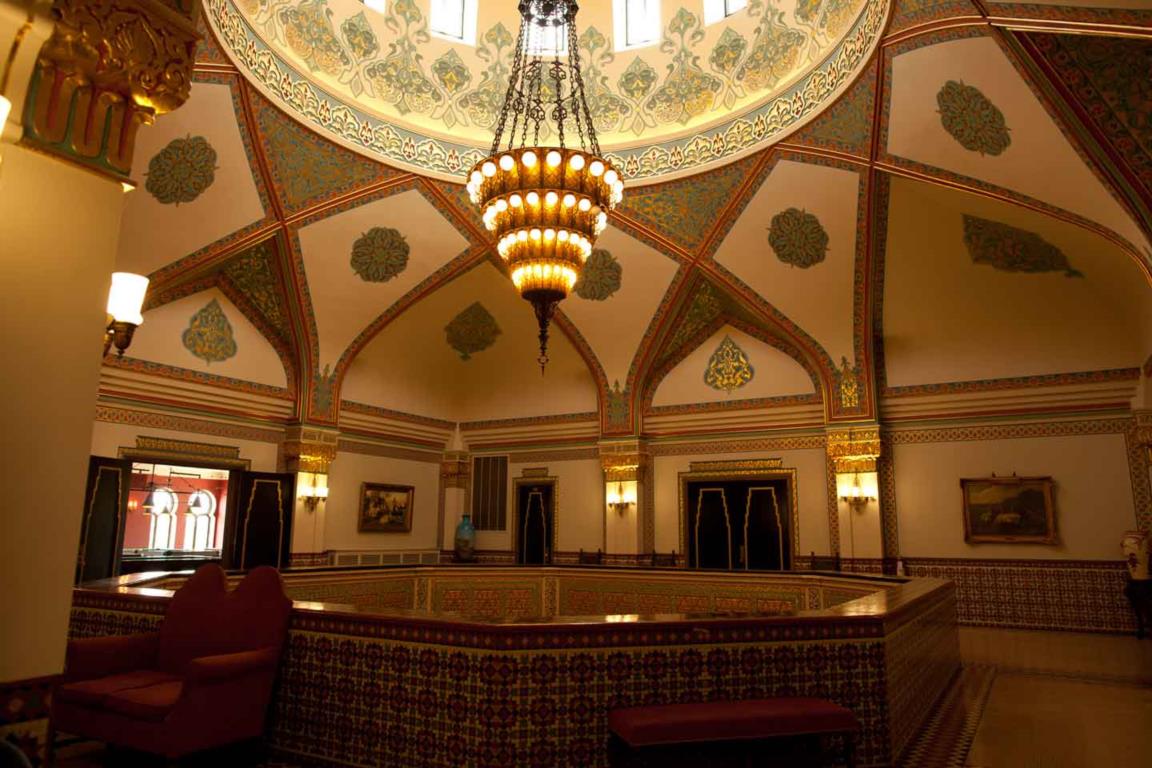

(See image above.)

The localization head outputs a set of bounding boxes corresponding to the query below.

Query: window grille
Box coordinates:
[470,456,508,530]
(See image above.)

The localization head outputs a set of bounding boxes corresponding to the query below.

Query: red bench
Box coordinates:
[607,698,860,767]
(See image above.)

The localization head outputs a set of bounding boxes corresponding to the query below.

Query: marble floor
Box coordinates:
[51,628,1152,768]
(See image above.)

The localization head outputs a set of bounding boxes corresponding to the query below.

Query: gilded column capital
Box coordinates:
[441,451,470,489]
[282,424,339,473]
[826,424,881,474]
[599,439,648,482]
[21,0,201,181]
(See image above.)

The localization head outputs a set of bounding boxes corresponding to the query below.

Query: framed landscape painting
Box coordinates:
[358,483,414,533]
[960,476,1057,544]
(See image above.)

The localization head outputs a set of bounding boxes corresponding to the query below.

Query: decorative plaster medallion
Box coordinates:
[704,335,755,394]
[962,215,1083,277]
[445,302,501,360]
[182,299,238,363]
[350,226,410,282]
[767,208,829,268]
[937,80,1011,156]
[574,249,623,300]
[145,135,218,205]
[205,0,888,182]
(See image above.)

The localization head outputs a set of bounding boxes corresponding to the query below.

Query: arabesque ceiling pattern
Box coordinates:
[105,0,1152,442]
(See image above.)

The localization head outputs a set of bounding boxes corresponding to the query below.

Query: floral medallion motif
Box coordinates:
[366,0,441,115]
[350,227,410,283]
[145,135,218,205]
[182,299,238,364]
[279,0,349,76]
[574,250,623,301]
[704,335,754,394]
[647,9,721,125]
[445,302,501,360]
[937,80,1011,156]
[341,11,378,60]
[962,215,1083,277]
[767,208,829,268]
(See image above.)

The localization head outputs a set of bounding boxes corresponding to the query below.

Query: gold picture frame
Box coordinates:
[358,482,414,533]
[961,476,1057,544]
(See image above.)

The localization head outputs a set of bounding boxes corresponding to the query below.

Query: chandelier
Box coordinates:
[467,0,623,371]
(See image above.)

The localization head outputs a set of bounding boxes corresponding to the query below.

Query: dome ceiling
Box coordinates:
[206,0,887,180]
[105,1,1152,442]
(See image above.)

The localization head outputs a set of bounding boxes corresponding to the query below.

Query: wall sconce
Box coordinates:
[103,272,149,357]
[606,480,636,516]
[298,472,329,511]
[839,472,876,513]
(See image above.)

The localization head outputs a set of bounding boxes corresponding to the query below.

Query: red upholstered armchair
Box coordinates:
[51,565,292,760]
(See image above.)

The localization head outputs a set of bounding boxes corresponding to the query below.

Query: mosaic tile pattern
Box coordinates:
[145,135,218,204]
[902,558,1134,633]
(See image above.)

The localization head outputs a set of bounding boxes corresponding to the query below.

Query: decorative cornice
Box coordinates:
[282,423,339,472]
[440,451,470,489]
[22,0,202,181]
[887,416,1133,445]
[882,368,1142,398]
[94,404,285,443]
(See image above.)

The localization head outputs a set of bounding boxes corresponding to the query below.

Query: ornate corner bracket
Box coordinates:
[21,0,202,182]
[440,451,470,490]
[599,439,648,482]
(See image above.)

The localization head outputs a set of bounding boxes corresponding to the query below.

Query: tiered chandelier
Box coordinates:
[467,0,623,371]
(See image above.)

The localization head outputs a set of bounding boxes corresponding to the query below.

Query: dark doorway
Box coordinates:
[229,471,295,570]
[76,457,130,583]
[685,477,792,571]
[515,481,554,565]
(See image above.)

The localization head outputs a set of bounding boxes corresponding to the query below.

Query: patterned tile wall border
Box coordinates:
[93,405,286,444]
[0,675,55,767]
[881,368,1141,398]
[204,0,889,182]
[336,439,444,463]
[502,448,601,463]
[902,557,1134,633]
[107,356,294,399]
[645,393,822,417]
[459,412,600,431]
[340,400,456,430]
[648,434,827,457]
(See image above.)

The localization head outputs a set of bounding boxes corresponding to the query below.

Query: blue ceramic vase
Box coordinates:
[454,514,476,562]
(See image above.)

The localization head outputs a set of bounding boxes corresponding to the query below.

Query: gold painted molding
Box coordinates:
[440,451,469,489]
[827,425,881,473]
[600,439,649,482]
[22,0,201,180]
[283,424,338,473]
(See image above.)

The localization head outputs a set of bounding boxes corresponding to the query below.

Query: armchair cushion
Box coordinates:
[185,647,279,684]
[56,670,179,708]
[64,633,160,681]
[102,682,184,722]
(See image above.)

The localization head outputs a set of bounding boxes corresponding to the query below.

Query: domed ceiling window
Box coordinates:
[430,0,478,44]
[614,0,662,51]
[703,0,746,25]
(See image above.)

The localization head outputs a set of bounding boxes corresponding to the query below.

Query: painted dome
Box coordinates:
[206,0,888,181]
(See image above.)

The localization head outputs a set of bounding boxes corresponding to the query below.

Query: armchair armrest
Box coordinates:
[184,647,280,684]
[65,632,160,681]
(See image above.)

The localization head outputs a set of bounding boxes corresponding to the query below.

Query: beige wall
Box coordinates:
[894,431,1136,559]
[0,145,124,681]
[652,447,832,559]
[323,451,442,552]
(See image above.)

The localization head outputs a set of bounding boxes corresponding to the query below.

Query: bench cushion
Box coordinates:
[608,698,859,747]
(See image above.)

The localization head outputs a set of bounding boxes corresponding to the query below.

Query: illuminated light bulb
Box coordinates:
[545,191,558,206]
[530,228,542,240]
[470,170,482,185]
[562,193,575,208]
[499,154,515,171]
[482,161,497,177]
[597,211,607,227]
[517,230,528,241]
[546,150,562,167]
[589,160,604,177]
[522,150,537,168]
[544,228,555,240]
[495,199,508,212]
[526,191,540,206]
[558,229,570,242]
[604,169,619,186]
[578,198,592,212]
[569,154,585,171]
